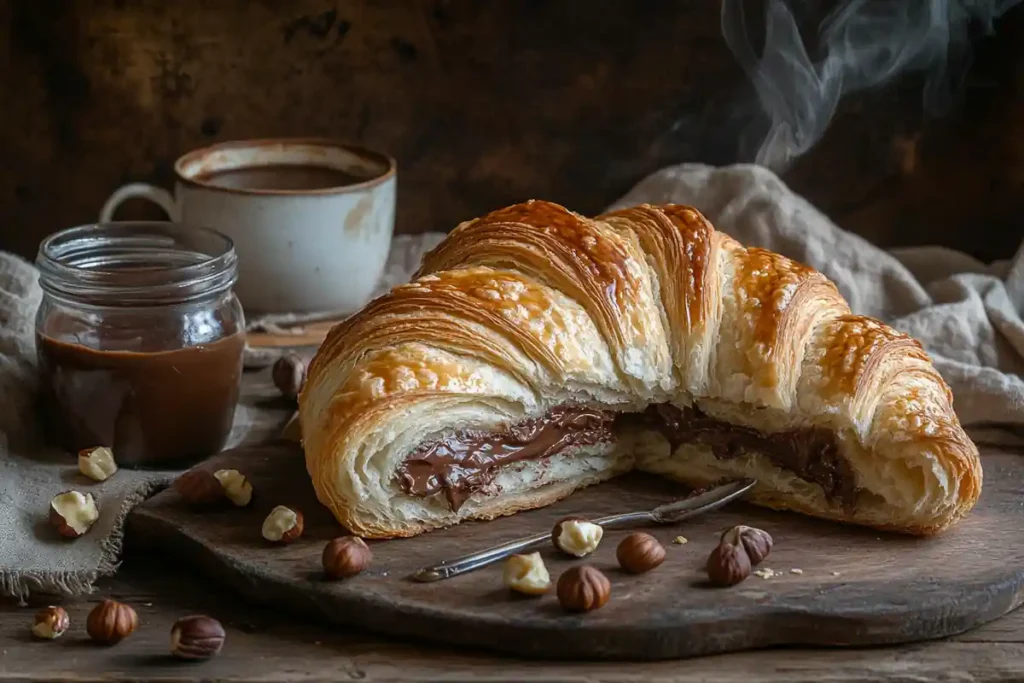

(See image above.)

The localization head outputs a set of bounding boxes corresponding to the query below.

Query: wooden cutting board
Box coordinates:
[125,442,1024,660]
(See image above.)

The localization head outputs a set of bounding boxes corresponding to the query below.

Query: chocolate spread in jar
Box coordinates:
[37,332,245,467]
[396,406,616,511]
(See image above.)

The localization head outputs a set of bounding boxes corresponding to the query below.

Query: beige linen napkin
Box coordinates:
[2,163,1020,601]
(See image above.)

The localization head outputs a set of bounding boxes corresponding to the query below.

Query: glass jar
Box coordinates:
[35,222,245,467]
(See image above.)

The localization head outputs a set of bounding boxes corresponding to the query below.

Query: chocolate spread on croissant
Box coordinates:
[636,404,858,509]
[397,407,616,511]
[397,403,858,511]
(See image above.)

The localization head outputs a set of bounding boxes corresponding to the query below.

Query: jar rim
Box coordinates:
[36,222,238,306]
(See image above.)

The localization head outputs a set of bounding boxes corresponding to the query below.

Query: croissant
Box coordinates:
[299,200,982,538]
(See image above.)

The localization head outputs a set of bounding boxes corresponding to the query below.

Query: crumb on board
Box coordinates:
[789,568,803,575]
[831,571,841,577]
[753,568,778,579]
[672,536,688,545]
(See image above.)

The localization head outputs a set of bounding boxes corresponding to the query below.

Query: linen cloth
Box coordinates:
[1,163,1020,600]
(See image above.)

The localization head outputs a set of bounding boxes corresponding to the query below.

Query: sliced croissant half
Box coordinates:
[298,200,982,538]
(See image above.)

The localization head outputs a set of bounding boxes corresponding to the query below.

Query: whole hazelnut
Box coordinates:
[502,552,551,595]
[31,606,69,639]
[214,469,253,507]
[49,490,99,538]
[706,537,753,587]
[322,536,372,579]
[556,566,611,613]
[551,517,603,557]
[78,446,118,482]
[170,615,226,660]
[725,525,773,565]
[272,353,306,399]
[262,505,304,543]
[616,532,666,574]
[86,599,138,645]
[173,468,225,505]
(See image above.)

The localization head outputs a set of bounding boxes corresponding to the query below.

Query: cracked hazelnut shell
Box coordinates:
[726,525,773,565]
[706,538,753,586]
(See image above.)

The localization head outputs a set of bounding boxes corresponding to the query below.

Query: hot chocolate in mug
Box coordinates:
[100,138,397,314]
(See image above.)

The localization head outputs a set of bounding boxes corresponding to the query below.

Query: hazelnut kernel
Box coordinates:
[502,552,551,595]
[213,469,253,507]
[551,517,603,557]
[77,447,117,482]
[31,606,69,639]
[49,490,99,538]
[262,505,304,543]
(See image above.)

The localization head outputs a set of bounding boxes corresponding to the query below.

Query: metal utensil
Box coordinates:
[409,478,756,582]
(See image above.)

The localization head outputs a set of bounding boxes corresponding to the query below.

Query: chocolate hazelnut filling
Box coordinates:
[396,403,858,511]
[396,407,616,511]
[635,404,858,510]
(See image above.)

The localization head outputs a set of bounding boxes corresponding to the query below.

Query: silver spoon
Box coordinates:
[410,478,756,582]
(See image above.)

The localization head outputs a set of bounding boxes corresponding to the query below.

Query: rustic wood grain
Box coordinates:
[2,557,1023,683]
[4,0,1024,262]
[125,443,1024,661]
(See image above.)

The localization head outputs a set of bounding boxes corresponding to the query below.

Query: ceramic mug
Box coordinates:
[99,138,397,314]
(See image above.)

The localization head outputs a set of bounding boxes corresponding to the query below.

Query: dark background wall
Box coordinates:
[3,0,1023,262]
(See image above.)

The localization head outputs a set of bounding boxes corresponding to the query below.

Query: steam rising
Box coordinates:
[722,0,1020,171]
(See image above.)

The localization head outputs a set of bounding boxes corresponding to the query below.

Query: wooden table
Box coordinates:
[3,358,1023,681]
[2,554,1023,682]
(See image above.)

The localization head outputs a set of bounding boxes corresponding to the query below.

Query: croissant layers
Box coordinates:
[298,200,982,538]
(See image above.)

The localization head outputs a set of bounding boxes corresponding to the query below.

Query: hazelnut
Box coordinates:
[86,599,138,645]
[77,446,117,482]
[214,469,253,507]
[170,615,226,660]
[272,353,306,399]
[173,468,225,505]
[31,606,69,639]
[551,517,603,557]
[49,490,99,538]
[724,525,773,565]
[262,505,304,543]
[616,532,666,574]
[502,552,551,595]
[322,536,372,579]
[556,566,610,613]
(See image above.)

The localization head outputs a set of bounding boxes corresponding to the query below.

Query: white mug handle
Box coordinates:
[99,183,180,222]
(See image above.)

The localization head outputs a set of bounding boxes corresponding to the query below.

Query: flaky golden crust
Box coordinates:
[299,200,982,539]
